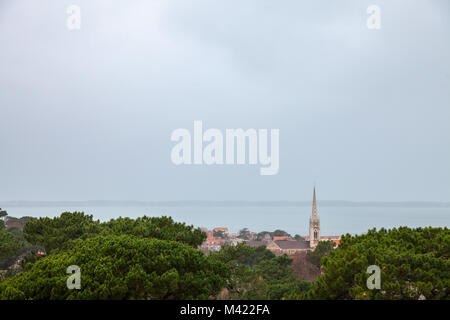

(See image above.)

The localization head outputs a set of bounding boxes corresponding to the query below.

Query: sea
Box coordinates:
[2,205,449,236]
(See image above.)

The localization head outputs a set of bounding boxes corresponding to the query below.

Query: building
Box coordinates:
[309,186,321,248]
[213,227,229,234]
[307,187,341,248]
[266,240,310,255]
[303,235,341,247]
[227,238,245,246]
[203,230,226,251]
[256,186,341,254]
[273,236,290,241]
[245,240,267,248]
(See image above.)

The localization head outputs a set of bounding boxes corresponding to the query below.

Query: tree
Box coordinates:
[0,208,7,219]
[0,235,229,300]
[210,243,308,299]
[272,229,289,237]
[5,227,23,240]
[239,253,308,300]
[23,213,206,253]
[238,228,251,240]
[306,240,336,268]
[23,212,102,253]
[256,231,271,241]
[100,216,206,247]
[292,227,449,300]
[209,243,257,298]
[0,224,41,270]
[0,230,22,260]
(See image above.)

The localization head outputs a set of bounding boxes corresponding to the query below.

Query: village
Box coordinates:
[200,188,341,256]
[200,226,340,255]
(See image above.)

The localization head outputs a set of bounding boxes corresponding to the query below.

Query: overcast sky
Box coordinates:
[0,0,449,202]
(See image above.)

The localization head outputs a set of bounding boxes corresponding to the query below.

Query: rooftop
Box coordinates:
[274,240,310,250]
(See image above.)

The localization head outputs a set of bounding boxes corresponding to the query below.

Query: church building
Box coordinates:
[247,187,340,255]
[303,187,341,248]
[309,187,320,248]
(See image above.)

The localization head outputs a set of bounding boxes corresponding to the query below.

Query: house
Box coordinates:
[245,240,267,248]
[303,235,341,247]
[227,238,244,246]
[205,231,214,245]
[201,230,228,251]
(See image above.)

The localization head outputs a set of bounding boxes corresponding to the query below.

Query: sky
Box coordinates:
[0,0,449,202]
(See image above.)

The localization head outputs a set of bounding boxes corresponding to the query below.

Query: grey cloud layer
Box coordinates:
[0,0,449,201]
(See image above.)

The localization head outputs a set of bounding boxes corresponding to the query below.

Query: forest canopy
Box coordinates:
[23,212,206,253]
[0,235,228,300]
[286,227,449,300]
[0,211,448,300]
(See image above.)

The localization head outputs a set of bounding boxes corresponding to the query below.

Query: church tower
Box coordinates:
[309,186,320,248]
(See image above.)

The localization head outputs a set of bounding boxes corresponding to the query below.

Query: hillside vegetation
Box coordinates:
[0,211,448,300]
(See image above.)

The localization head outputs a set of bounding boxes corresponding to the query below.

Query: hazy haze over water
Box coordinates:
[3,205,449,236]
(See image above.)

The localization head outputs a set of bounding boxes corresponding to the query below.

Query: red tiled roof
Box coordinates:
[273,236,289,241]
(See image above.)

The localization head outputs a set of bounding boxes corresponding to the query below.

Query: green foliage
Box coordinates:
[23,212,102,253]
[210,243,258,297]
[306,240,336,268]
[272,229,289,237]
[247,279,312,300]
[210,243,307,299]
[0,230,22,260]
[6,227,23,240]
[6,212,448,301]
[100,216,206,247]
[0,224,41,270]
[23,213,206,253]
[0,209,7,219]
[294,234,305,241]
[211,243,276,267]
[293,227,449,300]
[255,230,290,241]
[238,228,251,240]
[255,255,297,284]
[255,231,270,241]
[1,286,25,300]
[0,235,229,300]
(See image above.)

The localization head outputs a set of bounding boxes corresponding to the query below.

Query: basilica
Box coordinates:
[265,187,340,255]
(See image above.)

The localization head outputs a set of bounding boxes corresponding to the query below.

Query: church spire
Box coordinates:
[312,186,318,217]
[309,186,320,248]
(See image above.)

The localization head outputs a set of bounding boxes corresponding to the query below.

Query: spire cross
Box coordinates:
[312,187,318,217]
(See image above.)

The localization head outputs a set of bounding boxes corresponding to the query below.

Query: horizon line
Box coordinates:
[1,200,449,208]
